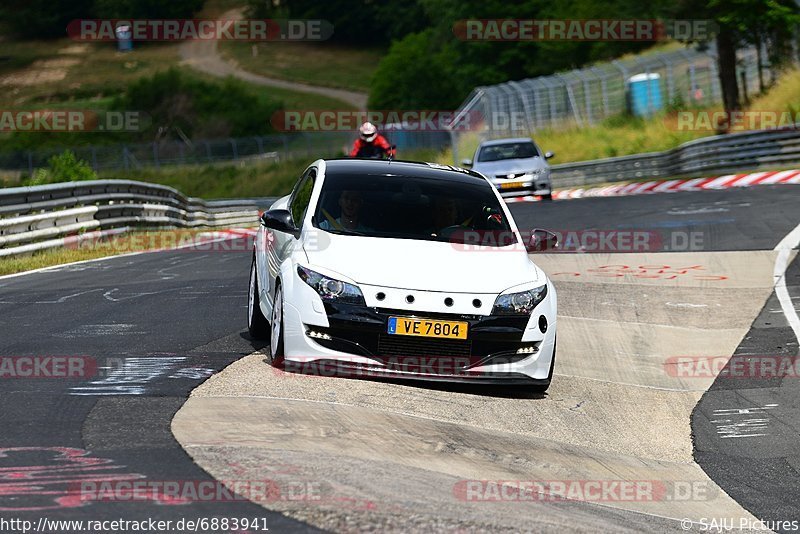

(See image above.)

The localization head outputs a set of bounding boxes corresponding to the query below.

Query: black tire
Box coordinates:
[269,282,285,366]
[247,255,271,339]
[531,336,556,394]
[541,193,553,201]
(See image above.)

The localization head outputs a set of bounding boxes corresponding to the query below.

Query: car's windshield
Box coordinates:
[477,142,539,162]
[313,172,515,245]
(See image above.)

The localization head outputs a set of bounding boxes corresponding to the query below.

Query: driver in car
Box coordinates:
[319,190,371,232]
[427,197,463,238]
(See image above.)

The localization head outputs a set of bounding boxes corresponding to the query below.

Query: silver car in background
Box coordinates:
[462,138,555,201]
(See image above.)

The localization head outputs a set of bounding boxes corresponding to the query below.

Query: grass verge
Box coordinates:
[101,158,311,198]
[220,41,381,93]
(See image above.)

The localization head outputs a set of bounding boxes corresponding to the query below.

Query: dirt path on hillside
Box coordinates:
[179,9,368,110]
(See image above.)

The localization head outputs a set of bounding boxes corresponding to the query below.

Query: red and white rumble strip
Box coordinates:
[506,169,800,203]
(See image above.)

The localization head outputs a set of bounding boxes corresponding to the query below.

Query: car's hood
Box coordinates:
[473,157,546,176]
[305,233,541,293]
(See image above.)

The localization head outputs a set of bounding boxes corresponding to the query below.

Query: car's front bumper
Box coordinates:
[279,300,556,384]
[490,179,552,198]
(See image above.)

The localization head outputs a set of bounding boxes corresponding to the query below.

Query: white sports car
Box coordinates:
[247,159,558,391]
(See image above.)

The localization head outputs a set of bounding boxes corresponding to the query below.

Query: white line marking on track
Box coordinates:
[774,222,800,344]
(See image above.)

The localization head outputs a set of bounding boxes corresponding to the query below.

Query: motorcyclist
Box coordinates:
[350,122,395,159]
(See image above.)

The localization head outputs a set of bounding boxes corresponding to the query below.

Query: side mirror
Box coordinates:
[461,159,473,168]
[544,151,555,160]
[260,209,300,238]
[527,228,558,253]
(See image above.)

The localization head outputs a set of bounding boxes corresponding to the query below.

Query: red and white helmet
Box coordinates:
[359,121,378,142]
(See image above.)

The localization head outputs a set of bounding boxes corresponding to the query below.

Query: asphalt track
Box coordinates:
[1,184,799,533]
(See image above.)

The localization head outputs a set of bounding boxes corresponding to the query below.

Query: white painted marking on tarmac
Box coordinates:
[34,288,104,304]
[102,287,185,302]
[667,206,729,215]
[169,367,215,379]
[55,324,144,337]
[711,405,777,439]
[665,302,709,308]
[70,356,187,395]
[774,222,800,344]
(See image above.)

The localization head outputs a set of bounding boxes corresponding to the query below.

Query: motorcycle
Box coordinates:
[352,144,397,160]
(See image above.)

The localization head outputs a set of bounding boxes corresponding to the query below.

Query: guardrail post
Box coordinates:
[256,136,264,155]
[27,152,33,176]
[205,141,212,163]
[282,135,289,160]
[230,138,238,161]
[152,142,160,169]
[122,146,129,171]
[91,146,98,171]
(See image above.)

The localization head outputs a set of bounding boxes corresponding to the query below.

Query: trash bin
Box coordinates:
[626,73,662,116]
[115,24,133,52]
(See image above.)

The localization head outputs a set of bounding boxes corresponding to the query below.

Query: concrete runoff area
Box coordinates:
[172,249,788,531]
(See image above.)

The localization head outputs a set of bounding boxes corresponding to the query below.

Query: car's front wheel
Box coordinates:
[247,256,271,339]
[269,282,285,366]
[541,193,553,201]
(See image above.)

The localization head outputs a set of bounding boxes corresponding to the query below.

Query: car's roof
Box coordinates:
[478,137,535,147]
[322,159,488,186]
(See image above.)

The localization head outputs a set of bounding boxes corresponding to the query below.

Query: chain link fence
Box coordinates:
[449,44,773,163]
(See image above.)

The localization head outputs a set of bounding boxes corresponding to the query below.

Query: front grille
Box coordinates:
[376,308,480,321]
[377,333,472,358]
[495,172,526,180]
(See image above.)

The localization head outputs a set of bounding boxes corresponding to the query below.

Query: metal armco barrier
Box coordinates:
[549,127,800,188]
[0,180,260,258]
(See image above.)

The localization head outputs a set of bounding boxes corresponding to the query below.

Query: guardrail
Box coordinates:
[549,127,800,187]
[0,180,260,258]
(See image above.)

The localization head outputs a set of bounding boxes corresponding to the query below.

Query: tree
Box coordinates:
[0,0,93,39]
[675,0,800,113]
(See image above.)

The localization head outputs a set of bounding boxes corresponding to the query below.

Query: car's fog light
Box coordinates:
[539,315,548,333]
[308,330,332,340]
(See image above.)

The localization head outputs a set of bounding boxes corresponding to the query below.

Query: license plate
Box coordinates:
[387,317,468,339]
[499,181,526,189]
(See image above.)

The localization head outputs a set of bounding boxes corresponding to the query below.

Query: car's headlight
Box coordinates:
[297,266,365,305]
[492,285,548,315]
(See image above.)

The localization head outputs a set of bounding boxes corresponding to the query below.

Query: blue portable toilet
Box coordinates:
[115,24,133,52]
[626,73,662,116]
